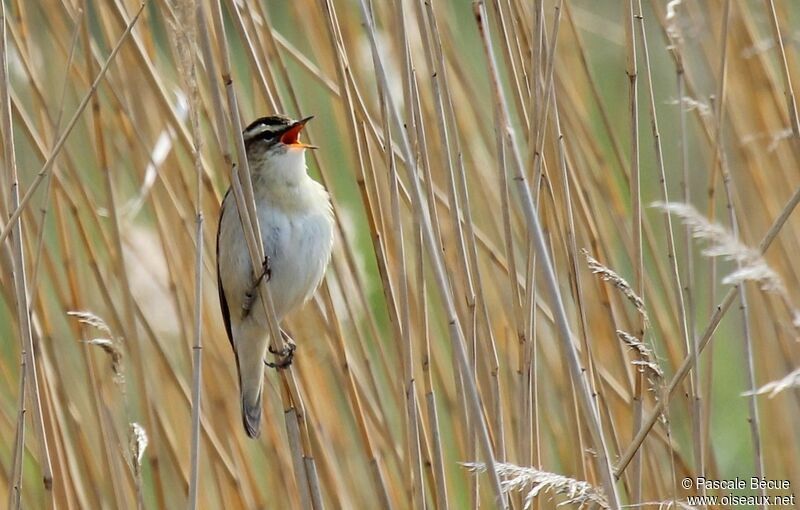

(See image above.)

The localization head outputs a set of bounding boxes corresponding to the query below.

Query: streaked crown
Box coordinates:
[243,115,294,145]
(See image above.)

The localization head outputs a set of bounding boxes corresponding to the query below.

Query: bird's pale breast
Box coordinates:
[218,178,333,329]
[258,190,333,319]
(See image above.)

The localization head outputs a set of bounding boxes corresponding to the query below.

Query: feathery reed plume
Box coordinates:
[82,339,124,384]
[765,128,793,153]
[665,1,684,43]
[740,127,794,153]
[129,422,148,509]
[67,310,113,336]
[69,311,124,383]
[666,97,712,119]
[652,202,784,292]
[616,330,664,381]
[582,249,650,326]
[129,422,148,471]
[742,368,800,398]
[463,461,610,509]
[741,35,800,59]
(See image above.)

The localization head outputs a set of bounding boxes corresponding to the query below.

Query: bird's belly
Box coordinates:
[260,206,333,320]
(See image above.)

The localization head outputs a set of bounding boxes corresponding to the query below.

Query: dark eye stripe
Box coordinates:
[245,129,280,144]
[243,115,294,145]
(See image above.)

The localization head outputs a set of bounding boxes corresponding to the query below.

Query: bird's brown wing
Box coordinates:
[217,189,262,437]
[217,188,234,348]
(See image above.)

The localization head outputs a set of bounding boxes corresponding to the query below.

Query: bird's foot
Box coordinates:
[265,341,296,370]
[254,255,271,287]
[242,256,271,316]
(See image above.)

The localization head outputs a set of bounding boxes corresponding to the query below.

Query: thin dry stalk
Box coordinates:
[8,346,27,510]
[473,1,619,507]
[662,0,701,497]
[625,0,645,502]
[709,3,766,502]
[1,0,53,496]
[383,5,424,504]
[359,0,508,506]
[764,0,800,137]
[634,5,693,502]
[170,0,204,508]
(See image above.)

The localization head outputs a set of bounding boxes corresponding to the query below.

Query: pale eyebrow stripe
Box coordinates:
[243,124,280,141]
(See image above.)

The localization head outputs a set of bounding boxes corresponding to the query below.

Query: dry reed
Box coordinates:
[0,1,799,509]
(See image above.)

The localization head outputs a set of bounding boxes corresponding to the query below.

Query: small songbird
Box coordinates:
[216,115,333,438]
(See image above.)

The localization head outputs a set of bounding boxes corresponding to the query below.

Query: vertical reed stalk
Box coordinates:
[474,1,620,507]
[1,0,54,498]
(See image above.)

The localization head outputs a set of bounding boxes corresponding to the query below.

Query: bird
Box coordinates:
[216,114,333,438]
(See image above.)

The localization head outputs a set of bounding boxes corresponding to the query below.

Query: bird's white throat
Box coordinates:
[250,147,307,187]
[249,148,327,213]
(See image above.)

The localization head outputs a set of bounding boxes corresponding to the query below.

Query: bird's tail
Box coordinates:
[241,389,262,439]
[235,331,268,438]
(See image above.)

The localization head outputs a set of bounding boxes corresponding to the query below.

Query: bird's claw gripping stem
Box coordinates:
[253,255,271,288]
[265,341,296,370]
[242,256,271,316]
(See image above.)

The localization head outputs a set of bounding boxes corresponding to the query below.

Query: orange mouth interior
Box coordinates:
[280,123,305,145]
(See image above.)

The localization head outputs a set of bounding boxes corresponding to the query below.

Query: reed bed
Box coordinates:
[0,0,799,508]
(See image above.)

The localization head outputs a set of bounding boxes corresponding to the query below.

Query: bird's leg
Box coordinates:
[242,255,271,316]
[265,330,296,370]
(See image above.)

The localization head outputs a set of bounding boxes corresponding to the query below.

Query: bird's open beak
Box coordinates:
[280,116,317,149]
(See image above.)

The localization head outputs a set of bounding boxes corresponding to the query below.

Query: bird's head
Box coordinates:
[243,115,316,185]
